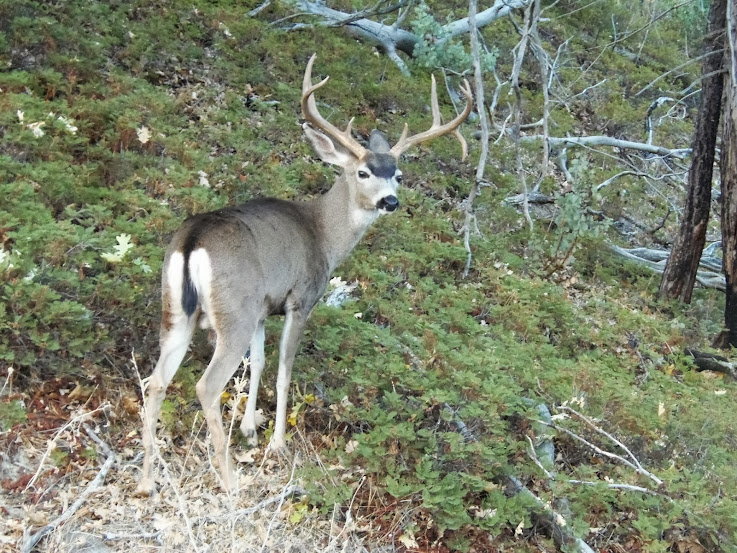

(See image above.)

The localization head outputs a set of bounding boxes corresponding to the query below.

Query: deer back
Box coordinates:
[167,199,331,323]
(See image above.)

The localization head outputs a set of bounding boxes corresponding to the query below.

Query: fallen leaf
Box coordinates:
[234,449,258,464]
[122,396,139,415]
[398,533,418,548]
[136,126,150,144]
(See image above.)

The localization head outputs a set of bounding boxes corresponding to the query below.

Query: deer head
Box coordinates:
[300,54,472,217]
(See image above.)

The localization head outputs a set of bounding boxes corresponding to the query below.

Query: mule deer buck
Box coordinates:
[136,54,472,494]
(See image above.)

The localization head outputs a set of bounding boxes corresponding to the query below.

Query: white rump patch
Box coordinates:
[189,248,215,328]
[166,251,185,316]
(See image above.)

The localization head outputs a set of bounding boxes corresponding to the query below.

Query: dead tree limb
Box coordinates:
[274,0,531,75]
[685,348,737,379]
[444,399,595,552]
[611,245,725,291]
[510,2,535,231]
[520,134,691,158]
[20,426,116,553]
[528,0,551,193]
[461,0,490,278]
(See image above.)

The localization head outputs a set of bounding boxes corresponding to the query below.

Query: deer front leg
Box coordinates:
[240,321,265,446]
[269,309,307,455]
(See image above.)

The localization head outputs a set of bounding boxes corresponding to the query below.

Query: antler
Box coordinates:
[302,54,367,159]
[390,76,473,160]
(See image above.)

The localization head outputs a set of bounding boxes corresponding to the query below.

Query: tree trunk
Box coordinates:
[658,0,727,303]
[721,3,737,347]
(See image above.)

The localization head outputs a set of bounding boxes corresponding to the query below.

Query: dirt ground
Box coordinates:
[0,372,389,553]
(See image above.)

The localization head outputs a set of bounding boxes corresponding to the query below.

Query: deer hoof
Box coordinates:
[242,428,258,448]
[221,472,239,494]
[266,440,292,462]
[133,480,155,498]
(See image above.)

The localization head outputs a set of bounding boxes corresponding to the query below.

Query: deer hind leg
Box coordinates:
[269,308,307,455]
[196,318,256,492]
[240,320,265,446]
[136,312,196,497]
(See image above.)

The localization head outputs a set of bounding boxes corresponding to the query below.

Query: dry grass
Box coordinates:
[0,363,398,553]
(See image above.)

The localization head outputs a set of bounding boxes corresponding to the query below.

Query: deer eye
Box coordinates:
[395,174,403,184]
[358,170,370,179]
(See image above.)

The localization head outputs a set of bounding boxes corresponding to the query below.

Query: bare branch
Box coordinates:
[595,169,687,192]
[275,0,532,75]
[510,2,535,231]
[460,0,491,278]
[568,0,695,91]
[20,426,116,553]
[559,406,661,483]
[520,134,692,158]
[567,479,668,497]
[542,418,663,486]
[504,475,597,553]
[635,49,725,97]
[611,245,725,290]
[529,0,551,193]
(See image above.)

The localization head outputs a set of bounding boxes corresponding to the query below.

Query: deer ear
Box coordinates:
[303,123,354,166]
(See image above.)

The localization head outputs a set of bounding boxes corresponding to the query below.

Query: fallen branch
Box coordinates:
[635,49,724,97]
[521,134,692,158]
[559,406,663,486]
[275,0,530,75]
[504,475,596,553]
[24,404,111,493]
[685,348,737,380]
[201,484,307,522]
[610,245,725,291]
[542,408,663,487]
[594,169,687,192]
[502,190,554,206]
[444,398,595,553]
[102,530,163,543]
[525,437,664,497]
[20,426,116,553]
[567,479,667,497]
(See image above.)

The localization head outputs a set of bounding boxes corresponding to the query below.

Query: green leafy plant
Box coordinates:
[410,2,497,73]
[542,156,611,275]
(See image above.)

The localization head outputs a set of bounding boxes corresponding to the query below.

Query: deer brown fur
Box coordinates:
[136,55,472,494]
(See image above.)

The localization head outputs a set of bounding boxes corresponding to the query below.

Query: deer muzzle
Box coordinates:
[377,195,399,212]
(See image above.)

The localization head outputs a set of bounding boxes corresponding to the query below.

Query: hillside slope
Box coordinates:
[1,1,735,552]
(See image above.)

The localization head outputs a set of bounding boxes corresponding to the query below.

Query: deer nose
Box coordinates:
[377,195,399,212]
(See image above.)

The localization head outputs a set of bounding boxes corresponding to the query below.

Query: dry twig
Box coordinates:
[545,406,664,487]
[19,425,116,553]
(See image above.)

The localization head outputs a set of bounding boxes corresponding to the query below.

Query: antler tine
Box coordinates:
[390,76,473,160]
[301,54,366,159]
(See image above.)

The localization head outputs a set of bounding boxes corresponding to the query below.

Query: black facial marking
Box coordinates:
[366,153,398,180]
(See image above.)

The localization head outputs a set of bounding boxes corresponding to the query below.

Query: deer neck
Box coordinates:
[310,174,379,272]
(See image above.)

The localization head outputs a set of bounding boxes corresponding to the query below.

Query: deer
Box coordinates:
[136,54,472,495]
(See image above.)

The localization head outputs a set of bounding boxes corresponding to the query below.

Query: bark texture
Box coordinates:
[659,0,727,303]
[721,2,737,347]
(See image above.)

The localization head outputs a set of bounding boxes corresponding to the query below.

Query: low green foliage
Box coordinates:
[0,398,27,431]
[1,0,733,551]
[411,1,497,74]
